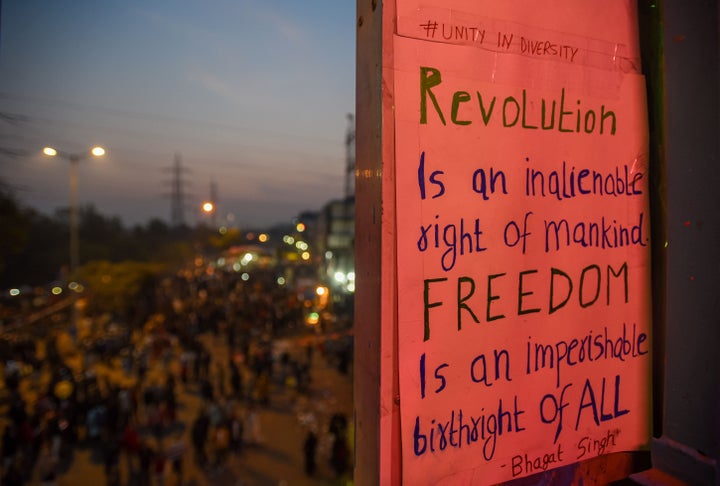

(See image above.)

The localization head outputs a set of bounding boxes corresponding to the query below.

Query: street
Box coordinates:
[23,330,353,486]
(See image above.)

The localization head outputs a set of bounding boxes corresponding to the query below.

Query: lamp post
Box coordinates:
[42,145,106,276]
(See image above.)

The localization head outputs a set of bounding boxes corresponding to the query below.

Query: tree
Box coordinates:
[77,260,166,321]
[0,181,30,276]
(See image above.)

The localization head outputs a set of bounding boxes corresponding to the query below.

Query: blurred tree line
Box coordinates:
[0,181,236,292]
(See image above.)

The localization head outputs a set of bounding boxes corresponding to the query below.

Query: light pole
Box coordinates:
[42,145,106,277]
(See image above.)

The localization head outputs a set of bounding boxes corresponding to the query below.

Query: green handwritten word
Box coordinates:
[422,261,629,342]
[419,66,616,135]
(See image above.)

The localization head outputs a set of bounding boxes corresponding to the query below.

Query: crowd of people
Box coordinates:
[0,264,353,485]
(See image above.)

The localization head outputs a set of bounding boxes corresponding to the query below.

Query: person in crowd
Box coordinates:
[329,413,350,479]
[213,420,230,471]
[215,362,227,398]
[117,387,134,425]
[330,429,350,480]
[2,425,19,471]
[103,432,121,486]
[2,454,25,486]
[120,420,141,481]
[165,431,187,485]
[191,410,210,468]
[152,444,166,486]
[200,377,214,402]
[229,407,244,454]
[180,351,191,385]
[230,359,244,400]
[137,439,155,486]
[165,382,177,425]
[243,404,263,446]
[36,442,57,486]
[254,372,270,406]
[303,429,318,477]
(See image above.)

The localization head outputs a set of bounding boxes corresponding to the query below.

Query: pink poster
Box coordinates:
[393,1,652,483]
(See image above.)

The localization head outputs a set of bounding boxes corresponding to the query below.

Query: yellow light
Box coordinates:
[43,147,58,157]
[301,251,310,260]
[296,222,306,232]
[258,233,268,242]
[202,202,214,213]
[91,146,105,157]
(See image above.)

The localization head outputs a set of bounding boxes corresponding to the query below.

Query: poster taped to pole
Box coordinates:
[393,1,652,483]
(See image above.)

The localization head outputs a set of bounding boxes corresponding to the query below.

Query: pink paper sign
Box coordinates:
[393,1,651,483]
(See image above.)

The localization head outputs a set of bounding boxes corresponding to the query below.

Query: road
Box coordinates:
[5,329,354,486]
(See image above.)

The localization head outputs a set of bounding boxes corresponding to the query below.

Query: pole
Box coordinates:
[69,155,80,276]
[355,0,402,484]
[43,146,104,336]
[68,155,80,335]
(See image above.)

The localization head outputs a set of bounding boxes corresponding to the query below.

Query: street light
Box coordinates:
[202,201,214,213]
[202,200,216,227]
[42,145,106,276]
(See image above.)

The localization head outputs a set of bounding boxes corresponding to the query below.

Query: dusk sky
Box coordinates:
[0,0,355,228]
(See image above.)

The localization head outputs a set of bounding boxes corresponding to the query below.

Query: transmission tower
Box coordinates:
[162,152,192,226]
[345,113,356,200]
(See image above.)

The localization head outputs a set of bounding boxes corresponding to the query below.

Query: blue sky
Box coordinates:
[0,0,355,228]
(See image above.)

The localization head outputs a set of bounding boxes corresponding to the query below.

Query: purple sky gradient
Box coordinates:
[0,0,355,228]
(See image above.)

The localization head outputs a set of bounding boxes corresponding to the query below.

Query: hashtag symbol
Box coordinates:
[420,20,438,38]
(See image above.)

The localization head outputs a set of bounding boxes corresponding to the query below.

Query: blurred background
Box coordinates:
[0,1,356,485]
